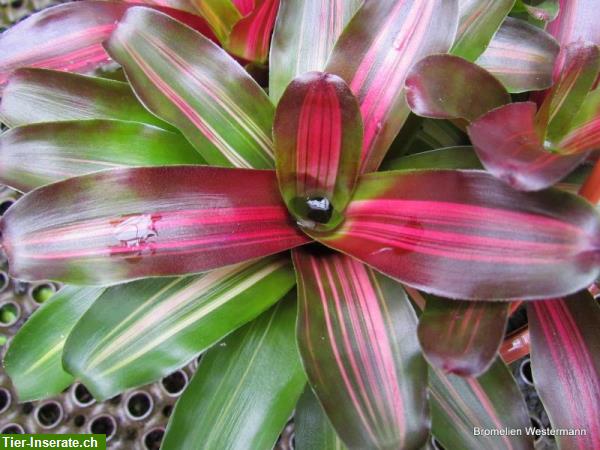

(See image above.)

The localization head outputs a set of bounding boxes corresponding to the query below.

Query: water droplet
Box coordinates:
[306,196,333,224]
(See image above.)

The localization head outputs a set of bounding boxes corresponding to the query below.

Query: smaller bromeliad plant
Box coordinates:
[0,1,599,449]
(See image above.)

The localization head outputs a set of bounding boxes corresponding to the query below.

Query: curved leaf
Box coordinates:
[162,296,306,450]
[0,1,215,91]
[295,387,347,450]
[105,7,274,169]
[384,146,482,171]
[189,0,241,42]
[3,286,105,401]
[0,120,203,193]
[63,256,294,400]
[269,0,362,104]
[314,170,600,300]
[468,102,589,191]
[513,0,559,22]
[0,69,170,129]
[527,291,600,450]
[325,0,459,173]
[1,166,309,285]
[547,0,600,47]
[536,42,600,143]
[274,71,363,231]
[451,0,514,62]
[418,294,509,376]
[227,0,280,63]
[475,17,559,93]
[405,54,510,121]
[430,359,533,450]
[293,249,428,450]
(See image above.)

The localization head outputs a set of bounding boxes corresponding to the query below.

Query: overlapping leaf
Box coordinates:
[418,294,509,376]
[190,0,241,42]
[468,102,589,191]
[451,0,514,62]
[405,54,510,121]
[63,256,294,399]
[314,170,600,300]
[162,296,306,450]
[269,0,362,103]
[527,292,600,450]
[547,0,600,47]
[105,7,274,168]
[325,0,459,173]
[274,71,363,231]
[3,286,105,401]
[430,360,533,450]
[0,1,215,91]
[0,69,170,129]
[0,166,309,284]
[0,120,203,192]
[294,249,428,450]
[384,146,482,171]
[295,387,347,450]
[475,17,559,93]
[227,0,280,63]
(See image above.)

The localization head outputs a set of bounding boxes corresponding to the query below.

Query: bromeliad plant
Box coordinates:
[0,0,600,449]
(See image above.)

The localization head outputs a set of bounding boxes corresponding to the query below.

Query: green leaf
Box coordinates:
[295,387,348,450]
[430,359,533,450]
[293,249,428,450]
[3,286,105,401]
[105,7,275,169]
[269,0,362,104]
[536,42,600,143]
[190,0,242,43]
[406,54,510,121]
[381,116,469,166]
[62,256,295,400]
[162,295,306,450]
[0,120,204,193]
[0,69,172,129]
[527,292,600,450]
[383,146,482,171]
[513,0,559,22]
[325,0,459,173]
[451,0,515,61]
[418,294,509,376]
[475,17,559,93]
[273,71,363,232]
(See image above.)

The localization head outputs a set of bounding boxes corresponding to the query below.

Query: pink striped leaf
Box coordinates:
[417,294,509,377]
[105,7,275,169]
[312,170,600,300]
[405,54,510,122]
[232,0,254,15]
[269,0,362,104]
[451,0,514,61]
[475,17,559,93]
[468,102,589,191]
[0,1,216,92]
[227,0,280,63]
[293,249,428,450]
[430,359,533,450]
[0,166,309,285]
[0,69,171,130]
[273,71,363,232]
[527,291,600,450]
[536,42,600,143]
[547,0,600,48]
[325,0,459,173]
